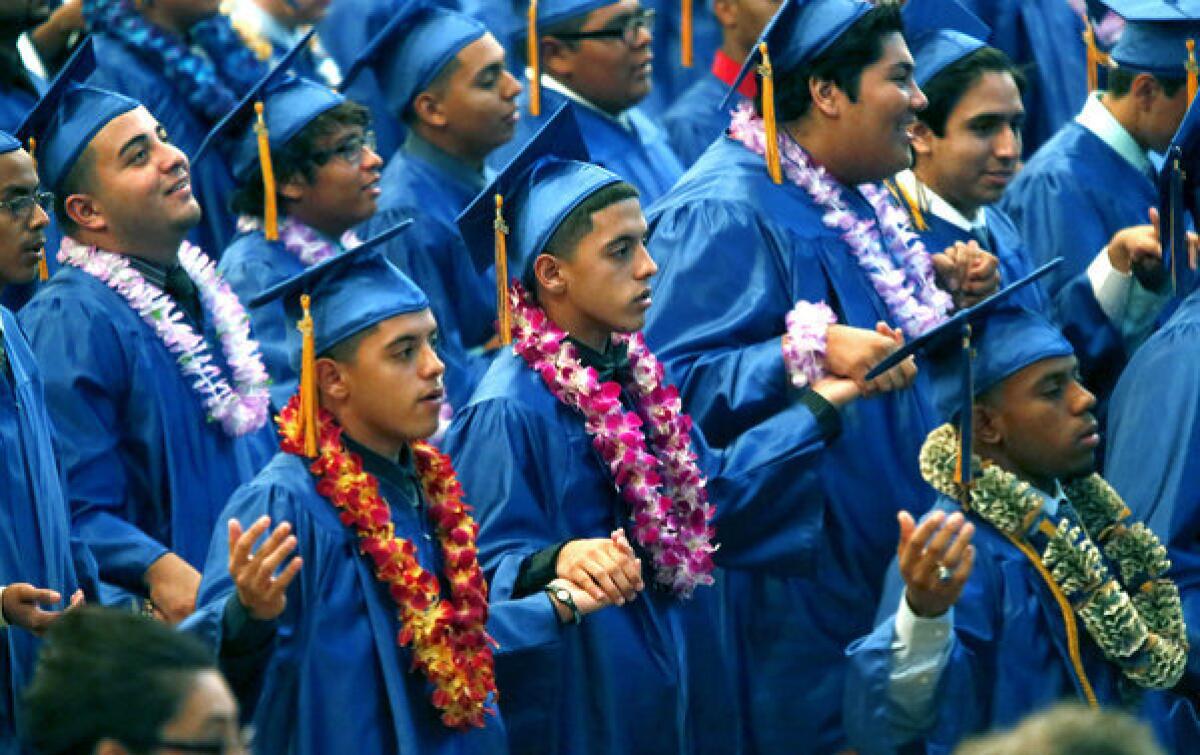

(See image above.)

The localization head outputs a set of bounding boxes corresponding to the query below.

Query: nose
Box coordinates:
[635,242,657,279]
[632,18,652,47]
[993,123,1020,161]
[503,69,523,99]
[421,342,446,380]
[909,81,928,113]
[1069,379,1096,415]
[29,201,49,231]
[361,146,383,171]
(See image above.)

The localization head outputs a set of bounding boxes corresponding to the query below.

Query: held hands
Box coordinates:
[932,241,1001,308]
[545,578,606,624]
[144,552,202,625]
[230,516,304,622]
[1,585,84,635]
[897,510,975,618]
[825,322,917,397]
[556,529,645,607]
[1108,207,1200,290]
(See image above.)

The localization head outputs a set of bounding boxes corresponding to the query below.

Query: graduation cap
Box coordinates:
[0,131,19,155]
[250,219,422,454]
[456,103,622,344]
[1157,86,1200,294]
[865,258,1064,500]
[1096,0,1200,98]
[524,0,617,116]
[339,1,488,119]
[192,28,343,242]
[719,0,874,183]
[902,0,990,88]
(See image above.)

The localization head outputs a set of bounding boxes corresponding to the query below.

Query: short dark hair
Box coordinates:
[403,57,462,126]
[521,181,641,295]
[1107,66,1186,98]
[22,607,217,755]
[760,2,904,122]
[320,323,378,364]
[918,46,1027,136]
[53,147,96,235]
[230,100,371,219]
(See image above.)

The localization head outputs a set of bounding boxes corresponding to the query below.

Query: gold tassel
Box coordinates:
[887,179,928,232]
[298,294,317,457]
[26,138,48,281]
[758,42,782,185]
[1084,21,1099,93]
[681,0,693,68]
[494,194,512,345]
[255,102,279,241]
[528,0,541,116]
[1188,39,1197,105]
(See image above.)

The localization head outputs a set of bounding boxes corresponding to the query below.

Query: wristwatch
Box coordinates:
[544,584,582,625]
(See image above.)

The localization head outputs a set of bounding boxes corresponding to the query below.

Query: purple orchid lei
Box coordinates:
[729,103,952,349]
[237,215,362,266]
[509,282,717,597]
[59,237,271,436]
[782,300,837,389]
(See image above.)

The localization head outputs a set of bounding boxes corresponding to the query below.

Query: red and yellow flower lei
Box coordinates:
[277,394,497,729]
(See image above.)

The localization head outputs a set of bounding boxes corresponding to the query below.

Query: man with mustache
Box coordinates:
[15,66,276,623]
[342,2,525,409]
[643,0,998,750]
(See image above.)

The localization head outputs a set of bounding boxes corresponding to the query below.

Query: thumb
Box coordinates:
[1149,206,1161,240]
[29,588,62,606]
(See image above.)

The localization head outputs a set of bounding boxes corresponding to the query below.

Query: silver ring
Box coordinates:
[936,564,953,583]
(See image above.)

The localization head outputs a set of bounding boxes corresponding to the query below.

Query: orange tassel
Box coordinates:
[681,0,693,68]
[255,102,279,241]
[528,0,541,116]
[758,42,782,185]
[494,194,512,345]
[26,138,48,281]
[298,294,317,457]
[1084,22,1099,93]
[1188,39,1197,105]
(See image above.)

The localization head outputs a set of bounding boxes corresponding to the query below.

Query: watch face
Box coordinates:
[553,586,571,602]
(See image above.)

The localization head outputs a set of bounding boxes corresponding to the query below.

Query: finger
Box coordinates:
[584,559,626,605]
[28,608,62,636]
[619,555,645,593]
[954,544,976,582]
[250,524,294,579]
[255,534,298,583]
[1149,206,1161,240]
[611,529,637,558]
[27,588,62,607]
[268,556,304,597]
[570,566,608,603]
[939,521,975,569]
[606,558,638,602]
[897,511,917,553]
[69,590,85,609]
[230,516,270,571]
[922,512,965,565]
[898,511,945,574]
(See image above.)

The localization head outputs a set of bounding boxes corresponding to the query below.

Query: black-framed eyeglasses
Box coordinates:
[149,725,255,754]
[311,130,377,166]
[553,9,655,46]
[0,191,53,221]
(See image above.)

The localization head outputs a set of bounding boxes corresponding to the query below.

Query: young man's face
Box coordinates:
[0,148,49,289]
[550,197,656,338]
[1142,77,1191,154]
[331,309,446,447]
[913,70,1023,217]
[548,0,654,114]
[979,355,1099,489]
[73,107,202,249]
[283,121,383,237]
[713,0,780,60]
[433,34,522,161]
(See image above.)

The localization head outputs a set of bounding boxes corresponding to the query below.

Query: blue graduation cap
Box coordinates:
[16,37,140,196]
[0,131,19,155]
[250,219,423,454]
[865,259,1065,498]
[1100,0,1200,78]
[902,0,990,88]
[456,104,622,344]
[339,1,488,118]
[720,0,874,183]
[1158,88,1200,294]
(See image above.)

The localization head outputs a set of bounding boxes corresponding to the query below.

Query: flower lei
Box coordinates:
[782,300,837,389]
[509,283,717,597]
[920,423,1188,690]
[58,237,271,436]
[728,102,951,386]
[236,215,362,267]
[84,0,266,123]
[277,396,496,729]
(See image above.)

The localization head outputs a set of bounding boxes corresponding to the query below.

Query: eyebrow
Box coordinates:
[890,61,915,75]
[118,133,150,160]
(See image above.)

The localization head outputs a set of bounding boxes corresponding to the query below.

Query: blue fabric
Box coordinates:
[643,135,940,752]
[443,346,833,754]
[641,0,722,118]
[844,496,1200,754]
[0,81,41,135]
[902,0,989,88]
[488,87,684,208]
[0,307,95,750]
[661,72,736,168]
[87,34,241,259]
[17,266,277,597]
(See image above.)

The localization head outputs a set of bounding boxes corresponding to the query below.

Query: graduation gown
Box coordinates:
[17,265,276,600]
[643,136,940,753]
[661,73,732,169]
[443,345,836,755]
[489,87,684,208]
[86,35,240,260]
[184,449,561,755]
[844,496,1198,755]
[0,307,95,752]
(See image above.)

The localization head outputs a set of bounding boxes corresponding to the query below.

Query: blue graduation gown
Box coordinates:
[489,87,684,207]
[184,450,560,755]
[443,346,837,755]
[643,136,941,753]
[639,0,721,118]
[87,35,240,260]
[17,265,277,599]
[661,73,733,169]
[844,496,1198,755]
[0,307,95,752]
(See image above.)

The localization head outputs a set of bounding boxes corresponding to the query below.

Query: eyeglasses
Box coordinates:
[553,9,655,46]
[151,725,255,754]
[0,191,53,221]
[311,130,377,166]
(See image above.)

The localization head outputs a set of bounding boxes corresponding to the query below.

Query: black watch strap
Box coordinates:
[544,584,582,625]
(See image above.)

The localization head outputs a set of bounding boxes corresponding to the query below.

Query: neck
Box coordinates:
[335,415,405,461]
[540,295,611,352]
[342,428,403,464]
[785,118,882,188]
[719,38,749,69]
[288,212,352,241]
[1099,92,1150,152]
[912,164,981,220]
[978,443,1057,496]
[78,231,183,266]
[411,123,486,172]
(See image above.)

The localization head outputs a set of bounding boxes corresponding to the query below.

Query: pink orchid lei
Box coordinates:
[237,215,362,266]
[782,300,837,388]
[728,103,951,341]
[509,282,717,597]
[59,236,271,436]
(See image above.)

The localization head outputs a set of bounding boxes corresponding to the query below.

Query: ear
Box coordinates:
[808,76,842,119]
[411,90,448,129]
[64,193,106,233]
[909,120,935,157]
[1130,71,1162,111]
[711,0,738,30]
[541,36,576,80]
[972,401,1004,447]
[532,252,568,297]
[277,171,308,203]
[315,356,352,406]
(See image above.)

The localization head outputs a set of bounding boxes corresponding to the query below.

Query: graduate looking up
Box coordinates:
[184,227,582,755]
[15,55,277,623]
[342,2,524,409]
[490,0,686,206]
[445,105,865,755]
[845,287,1195,752]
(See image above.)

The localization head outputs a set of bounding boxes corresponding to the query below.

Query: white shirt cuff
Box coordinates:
[893,593,953,662]
[1088,248,1133,324]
